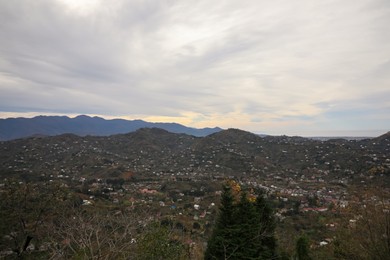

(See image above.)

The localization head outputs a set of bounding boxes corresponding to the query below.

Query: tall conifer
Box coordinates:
[205,184,277,259]
[204,184,237,259]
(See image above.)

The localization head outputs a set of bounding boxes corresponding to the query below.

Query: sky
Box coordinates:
[0,0,389,137]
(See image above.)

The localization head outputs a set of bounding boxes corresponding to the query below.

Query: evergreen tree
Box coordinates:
[233,192,261,258]
[295,235,311,260]
[254,192,277,259]
[204,184,237,259]
[205,184,277,259]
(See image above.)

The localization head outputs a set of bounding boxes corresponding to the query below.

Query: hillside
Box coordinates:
[0,128,389,259]
[0,128,388,184]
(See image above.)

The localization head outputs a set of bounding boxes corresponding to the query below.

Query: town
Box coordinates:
[1,128,389,258]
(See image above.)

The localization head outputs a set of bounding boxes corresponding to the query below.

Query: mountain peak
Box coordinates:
[74,114,91,119]
[209,128,258,140]
[0,115,222,141]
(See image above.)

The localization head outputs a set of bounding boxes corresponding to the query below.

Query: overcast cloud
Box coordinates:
[0,0,389,136]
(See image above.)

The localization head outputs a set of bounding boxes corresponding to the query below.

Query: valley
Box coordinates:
[1,128,389,258]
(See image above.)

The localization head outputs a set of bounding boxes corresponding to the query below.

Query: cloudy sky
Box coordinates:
[0,0,389,136]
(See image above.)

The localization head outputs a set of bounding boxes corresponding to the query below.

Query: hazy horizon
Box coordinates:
[0,112,386,138]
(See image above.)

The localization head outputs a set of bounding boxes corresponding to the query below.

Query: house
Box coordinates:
[82,199,92,205]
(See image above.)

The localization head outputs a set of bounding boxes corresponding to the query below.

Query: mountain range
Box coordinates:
[0,115,222,141]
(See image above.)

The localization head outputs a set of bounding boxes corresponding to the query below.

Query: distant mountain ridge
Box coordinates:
[0,115,223,141]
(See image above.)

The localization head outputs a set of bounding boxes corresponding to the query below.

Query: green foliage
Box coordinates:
[307,195,319,207]
[204,184,236,259]
[136,222,188,260]
[205,185,277,259]
[295,235,312,260]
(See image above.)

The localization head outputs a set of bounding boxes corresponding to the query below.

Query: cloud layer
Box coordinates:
[1,0,389,136]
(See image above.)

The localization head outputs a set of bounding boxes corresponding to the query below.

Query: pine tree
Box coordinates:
[233,191,260,258]
[205,184,277,259]
[204,184,237,259]
[295,235,311,260]
[254,192,277,259]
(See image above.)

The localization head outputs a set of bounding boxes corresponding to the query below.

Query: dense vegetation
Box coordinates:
[205,182,276,259]
[1,179,389,259]
[0,181,192,259]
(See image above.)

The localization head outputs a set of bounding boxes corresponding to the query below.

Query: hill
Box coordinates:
[0,128,388,184]
[0,115,222,140]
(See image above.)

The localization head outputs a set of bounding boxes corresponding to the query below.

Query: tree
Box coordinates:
[333,197,390,260]
[295,235,311,260]
[204,184,237,259]
[45,208,141,259]
[252,191,277,259]
[0,181,71,258]
[136,222,188,260]
[205,182,277,259]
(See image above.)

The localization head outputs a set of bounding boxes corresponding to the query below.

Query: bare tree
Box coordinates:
[45,206,152,260]
[334,193,390,260]
[0,181,70,258]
